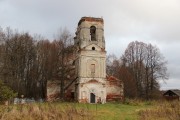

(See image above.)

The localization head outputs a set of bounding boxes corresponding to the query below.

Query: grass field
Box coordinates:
[0,100,179,120]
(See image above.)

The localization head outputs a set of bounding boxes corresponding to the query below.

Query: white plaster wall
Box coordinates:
[78,82,106,103]
[78,49,106,79]
[75,18,107,103]
[78,78,106,84]
[106,85,121,95]
[106,80,124,97]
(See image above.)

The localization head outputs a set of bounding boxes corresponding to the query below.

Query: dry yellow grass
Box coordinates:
[0,103,95,120]
[139,100,180,120]
[0,100,179,120]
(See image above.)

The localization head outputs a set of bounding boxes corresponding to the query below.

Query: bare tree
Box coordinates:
[0,28,36,97]
[144,44,168,99]
[54,28,75,100]
[121,41,168,99]
[106,54,119,76]
[121,41,146,97]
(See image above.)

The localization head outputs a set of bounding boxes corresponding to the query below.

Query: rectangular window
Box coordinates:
[91,64,95,74]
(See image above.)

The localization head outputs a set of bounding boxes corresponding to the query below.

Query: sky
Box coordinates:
[0,0,180,90]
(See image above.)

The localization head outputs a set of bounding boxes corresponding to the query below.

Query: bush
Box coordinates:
[0,80,17,102]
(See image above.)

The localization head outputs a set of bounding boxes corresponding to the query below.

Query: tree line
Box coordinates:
[107,41,168,100]
[0,27,168,100]
[0,27,75,100]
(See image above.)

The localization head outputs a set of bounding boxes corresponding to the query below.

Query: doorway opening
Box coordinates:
[90,93,95,103]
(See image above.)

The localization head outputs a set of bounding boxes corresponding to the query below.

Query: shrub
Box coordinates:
[0,80,17,102]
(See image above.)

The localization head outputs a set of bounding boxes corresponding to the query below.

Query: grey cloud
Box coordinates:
[0,0,180,89]
[160,78,180,90]
[160,42,180,79]
[2,0,180,42]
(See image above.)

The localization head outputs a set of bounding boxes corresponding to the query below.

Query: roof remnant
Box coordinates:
[163,89,180,96]
[78,17,104,26]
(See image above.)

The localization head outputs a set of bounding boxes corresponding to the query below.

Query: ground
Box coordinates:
[0,100,179,120]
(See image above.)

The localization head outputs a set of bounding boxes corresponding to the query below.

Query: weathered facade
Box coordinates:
[47,81,60,101]
[106,76,124,101]
[47,17,124,103]
[74,17,106,103]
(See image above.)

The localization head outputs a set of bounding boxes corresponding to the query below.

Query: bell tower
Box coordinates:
[74,17,106,103]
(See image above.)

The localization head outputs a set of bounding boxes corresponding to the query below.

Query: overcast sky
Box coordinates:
[0,0,180,90]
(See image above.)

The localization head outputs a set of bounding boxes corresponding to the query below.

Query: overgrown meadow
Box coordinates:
[0,100,179,120]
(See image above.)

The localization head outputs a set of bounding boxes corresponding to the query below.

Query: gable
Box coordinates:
[84,44,103,51]
[172,90,180,96]
[163,90,180,96]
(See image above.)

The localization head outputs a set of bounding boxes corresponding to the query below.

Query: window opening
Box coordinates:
[92,47,95,50]
[90,26,96,41]
[91,64,95,76]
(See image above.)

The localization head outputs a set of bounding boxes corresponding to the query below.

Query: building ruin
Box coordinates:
[47,17,124,103]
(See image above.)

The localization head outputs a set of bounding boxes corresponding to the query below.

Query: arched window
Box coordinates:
[90,26,96,41]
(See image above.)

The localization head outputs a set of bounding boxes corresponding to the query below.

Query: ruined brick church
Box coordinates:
[47,17,124,103]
